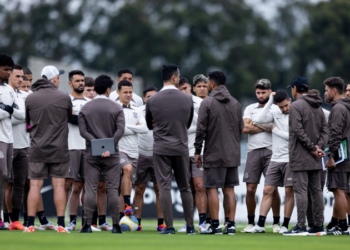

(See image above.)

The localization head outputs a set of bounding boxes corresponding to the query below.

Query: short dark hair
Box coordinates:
[274,90,289,104]
[308,89,320,96]
[161,64,179,82]
[69,70,85,81]
[323,77,345,95]
[118,80,133,90]
[193,74,208,86]
[179,77,189,87]
[94,75,114,95]
[255,79,271,90]
[143,86,158,97]
[118,68,133,78]
[23,67,32,75]
[84,77,94,87]
[0,53,14,68]
[207,71,226,86]
[12,64,23,71]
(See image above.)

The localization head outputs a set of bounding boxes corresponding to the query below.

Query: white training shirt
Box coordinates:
[109,91,143,108]
[117,101,148,159]
[0,83,25,144]
[12,90,30,149]
[253,95,289,162]
[68,95,89,150]
[243,102,280,152]
[322,108,330,124]
[138,104,153,157]
[188,95,203,157]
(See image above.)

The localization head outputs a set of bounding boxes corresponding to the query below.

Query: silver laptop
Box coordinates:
[91,138,115,156]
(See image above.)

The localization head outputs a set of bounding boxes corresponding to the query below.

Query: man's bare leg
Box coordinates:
[121,164,133,215]
[332,189,348,231]
[27,179,44,227]
[246,183,258,225]
[271,188,281,225]
[68,181,84,226]
[207,188,220,230]
[193,177,207,226]
[64,178,74,207]
[4,183,12,222]
[52,177,67,228]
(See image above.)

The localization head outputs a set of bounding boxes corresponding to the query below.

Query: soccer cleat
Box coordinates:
[112,224,123,234]
[91,225,101,231]
[177,225,187,233]
[198,222,207,233]
[223,225,236,235]
[57,226,70,233]
[273,224,281,233]
[186,226,196,235]
[159,227,175,234]
[79,225,92,233]
[308,225,324,235]
[98,222,113,231]
[157,224,166,231]
[38,221,55,230]
[279,226,288,234]
[124,205,133,216]
[137,225,142,231]
[283,225,308,236]
[244,225,265,233]
[4,222,10,228]
[241,224,254,232]
[319,226,350,236]
[23,226,35,233]
[66,221,76,231]
[0,220,9,230]
[9,221,26,230]
[201,225,222,235]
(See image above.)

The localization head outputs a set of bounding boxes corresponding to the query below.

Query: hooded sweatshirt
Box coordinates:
[195,85,244,168]
[328,97,350,172]
[289,94,328,171]
[25,78,72,163]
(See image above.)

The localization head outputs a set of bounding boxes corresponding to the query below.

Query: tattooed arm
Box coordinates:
[242,118,264,134]
[252,121,273,132]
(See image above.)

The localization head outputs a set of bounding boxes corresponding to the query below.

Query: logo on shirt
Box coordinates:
[133,112,138,119]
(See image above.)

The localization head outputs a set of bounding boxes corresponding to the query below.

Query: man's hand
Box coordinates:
[271,92,276,96]
[310,145,325,158]
[72,110,76,115]
[101,151,110,158]
[194,154,202,168]
[325,157,336,170]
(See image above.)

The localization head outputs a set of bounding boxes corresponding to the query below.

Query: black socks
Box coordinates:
[273,216,280,225]
[158,218,164,226]
[37,210,49,225]
[212,220,219,229]
[123,195,131,207]
[99,215,106,225]
[57,216,65,228]
[257,216,266,227]
[92,211,98,225]
[282,217,290,228]
[199,213,206,225]
[70,215,77,224]
[248,215,255,225]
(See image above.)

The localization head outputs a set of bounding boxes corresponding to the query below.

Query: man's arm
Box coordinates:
[145,102,153,130]
[0,109,10,120]
[251,121,273,132]
[78,112,96,142]
[327,107,342,158]
[242,118,264,134]
[254,94,274,124]
[114,109,125,144]
[127,110,148,134]
[11,93,25,120]
[272,127,289,140]
[187,102,194,129]
[194,101,208,155]
[188,111,198,134]
[317,110,329,151]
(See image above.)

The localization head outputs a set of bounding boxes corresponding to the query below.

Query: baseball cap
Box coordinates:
[287,77,309,89]
[41,65,65,80]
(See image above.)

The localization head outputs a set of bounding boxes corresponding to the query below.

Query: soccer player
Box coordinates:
[0,54,25,230]
[195,71,243,235]
[323,77,350,234]
[78,74,125,234]
[83,77,96,99]
[245,90,294,233]
[133,86,166,232]
[193,74,208,99]
[146,64,194,235]
[177,77,207,233]
[109,69,143,107]
[24,65,72,233]
[283,77,328,236]
[19,67,33,93]
[242,79,281,233]
[116,80,148,216]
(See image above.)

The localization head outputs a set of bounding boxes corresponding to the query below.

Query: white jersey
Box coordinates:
[68,95,89,150]
[243,102,280,152]
[322,108,330,123]
[12,90,30,149]
[0,83,25,143]
[188,95,203,157]
[138,105,153,157]
[109,91,143,108]
[117,101,148,159]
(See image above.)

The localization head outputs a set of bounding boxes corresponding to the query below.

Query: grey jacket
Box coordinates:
[194,85,243,168]
[289,94,328,171]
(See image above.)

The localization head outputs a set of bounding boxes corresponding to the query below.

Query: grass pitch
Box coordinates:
[2,219,349,250]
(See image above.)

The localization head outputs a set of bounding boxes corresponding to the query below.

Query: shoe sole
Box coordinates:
[283,233,309,236]
[245,231,265,233]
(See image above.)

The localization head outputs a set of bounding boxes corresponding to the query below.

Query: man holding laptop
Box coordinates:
[78,75,125,233]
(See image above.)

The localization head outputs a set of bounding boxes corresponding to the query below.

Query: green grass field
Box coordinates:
[2,220,349,250]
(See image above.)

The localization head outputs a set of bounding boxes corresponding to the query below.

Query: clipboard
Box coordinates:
[322,137,349,170]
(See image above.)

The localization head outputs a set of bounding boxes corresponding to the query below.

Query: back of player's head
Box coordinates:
[94,75,113,95]
[274,90,289,104]
[161,64,179,82]
[143,85,158,97]
[255,79,271,90]
[118,80,133,90]
[193,74,208,86]
[12,64,23,71]
[207,71,226,86]
[179,77,189,87]
[289,77,309,93]
[308,89,320,96]
[69,70,85,81]
[23,67,32,75]
[0,53,14,68]
[323,77,345,95]
[84,77,94,87]
[118,68,133,77]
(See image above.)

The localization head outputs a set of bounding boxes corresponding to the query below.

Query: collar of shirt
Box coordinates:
[95,95,109,100]
[122,104,132,109]
[160,85,178,92]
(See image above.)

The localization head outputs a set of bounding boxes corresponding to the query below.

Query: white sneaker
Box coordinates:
[66,221,76,231]
[4,222,10,228]
[177,225,187,233]
[244,225,265,233]
[241,224,254,232]
[273,224,281,233]
[91,225,101,231]
[38,222,56,230]
[279,226,288,234]
[98,222,112,231]
[198,223,206,233]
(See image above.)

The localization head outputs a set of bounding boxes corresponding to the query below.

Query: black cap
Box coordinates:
[287,77,309,88]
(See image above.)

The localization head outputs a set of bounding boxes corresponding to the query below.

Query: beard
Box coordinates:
[325,96,333,104]
[73,86,84,94]
[257,96,269,105]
